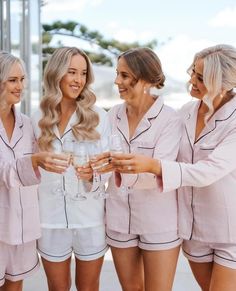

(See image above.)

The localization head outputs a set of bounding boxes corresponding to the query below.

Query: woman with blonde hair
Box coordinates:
[104,44,236,290]
[32,47,110,291]
[0,51,68,291]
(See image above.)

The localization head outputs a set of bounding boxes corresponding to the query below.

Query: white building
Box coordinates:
[0,0,41,115]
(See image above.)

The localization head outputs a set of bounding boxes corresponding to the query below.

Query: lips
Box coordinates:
[118,88,127,94]
[12,92,21,97]
[191,85,199,92]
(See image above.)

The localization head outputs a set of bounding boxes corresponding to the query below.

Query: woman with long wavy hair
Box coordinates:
[32,47,110,291]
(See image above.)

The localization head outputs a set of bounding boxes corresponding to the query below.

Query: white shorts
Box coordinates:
[38,226,108,262]
[106,228,182,251]
[0,240,39,287]
[183,239,236,269]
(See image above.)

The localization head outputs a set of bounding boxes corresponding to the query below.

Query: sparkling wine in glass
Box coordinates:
[109,134,127,196]
[51,139,64,196]
[61,138,74,196]
[72,141,89,201]
[88,140,108,200]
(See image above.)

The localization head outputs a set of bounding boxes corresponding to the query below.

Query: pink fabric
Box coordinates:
[106,97,183,235]
[162,98,236,243]
[0,240,39,285]
[0,109,41,245]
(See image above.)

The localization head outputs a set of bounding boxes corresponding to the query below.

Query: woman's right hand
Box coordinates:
[90,151,114,173]
[31,152,70,174]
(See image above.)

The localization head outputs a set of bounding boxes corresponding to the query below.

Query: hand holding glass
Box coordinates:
[109,134,128,196]
[88,140,108,199]
[73,141,89,201]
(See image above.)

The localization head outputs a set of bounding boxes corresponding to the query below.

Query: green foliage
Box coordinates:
[42,21,158,67]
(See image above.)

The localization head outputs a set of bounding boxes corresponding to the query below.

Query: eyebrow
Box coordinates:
[8,75,25,79]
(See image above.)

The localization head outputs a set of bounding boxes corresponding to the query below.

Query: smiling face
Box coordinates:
[1,62,25,107]
[114,56,145,103]
[60,54,87,101]
[189,58,208,100]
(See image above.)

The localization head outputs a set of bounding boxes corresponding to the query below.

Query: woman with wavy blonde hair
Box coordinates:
[32,47,110,291]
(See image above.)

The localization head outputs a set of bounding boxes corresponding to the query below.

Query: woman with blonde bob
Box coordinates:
[102,44,236,290]
[32,47,110,291]
[0,51,68,291]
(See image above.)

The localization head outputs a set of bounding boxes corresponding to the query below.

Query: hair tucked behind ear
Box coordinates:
[118,47,165,89]
[38,47,100,151]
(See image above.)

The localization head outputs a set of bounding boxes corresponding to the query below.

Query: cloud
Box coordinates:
[108,25,156,43]
[43,0,88,12]
[157,35,215,82]
[42,0,105,20]
[209,6,236,27]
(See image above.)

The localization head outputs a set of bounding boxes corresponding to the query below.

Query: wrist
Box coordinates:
[151,159,162,176]
[31,154,38,170]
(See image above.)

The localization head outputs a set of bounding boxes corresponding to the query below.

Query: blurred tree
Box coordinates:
[42,21,157,67]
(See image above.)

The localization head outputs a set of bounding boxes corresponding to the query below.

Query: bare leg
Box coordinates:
[111,246,144,291]
[142,245,180,291]
[0,280,23,291]
[75,256,104,291]
[189,260,213,291]
[210,262,236,291]
[41,257,71,291]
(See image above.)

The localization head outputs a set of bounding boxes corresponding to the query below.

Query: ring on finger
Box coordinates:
[127,165,132,171]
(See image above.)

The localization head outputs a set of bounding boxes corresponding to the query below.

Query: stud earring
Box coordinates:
[143,87,149,94]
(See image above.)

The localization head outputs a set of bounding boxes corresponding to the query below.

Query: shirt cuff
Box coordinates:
[16,156,41,186]
[161,160,182,192]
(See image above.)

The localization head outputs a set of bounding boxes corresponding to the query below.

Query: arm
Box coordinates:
[162,127,236,191]
[109,113,182,190]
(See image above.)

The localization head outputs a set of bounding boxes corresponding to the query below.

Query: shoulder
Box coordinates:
[108,103,123,117]
[178,100,198,115]
[31,109,41,125]
[31,109,43,123]
[92,104,107,118]
[30,110,43,136]
[161,103,182,124]
[20,112,31,123]
[19,113,33,131]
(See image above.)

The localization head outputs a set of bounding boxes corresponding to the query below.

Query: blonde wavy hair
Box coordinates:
[187,44,236,121]
[38,47,100,151]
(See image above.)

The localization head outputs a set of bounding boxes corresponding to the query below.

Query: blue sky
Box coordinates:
[42,0,236,82]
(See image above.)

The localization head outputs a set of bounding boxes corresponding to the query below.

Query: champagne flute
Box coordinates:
[61,138,74,196]
[88,140,108,200]
[51,139,64,196]
[109,134,128,196]
[72,141,89,201]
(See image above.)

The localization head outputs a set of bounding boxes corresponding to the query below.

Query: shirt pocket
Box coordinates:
[198,142,217,159]
[199,142,217,150]
[136,141,155,157]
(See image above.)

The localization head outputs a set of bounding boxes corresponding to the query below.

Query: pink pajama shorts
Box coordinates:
[183,239,236,269]
[0,240,39,286]
[106,228,182,251]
